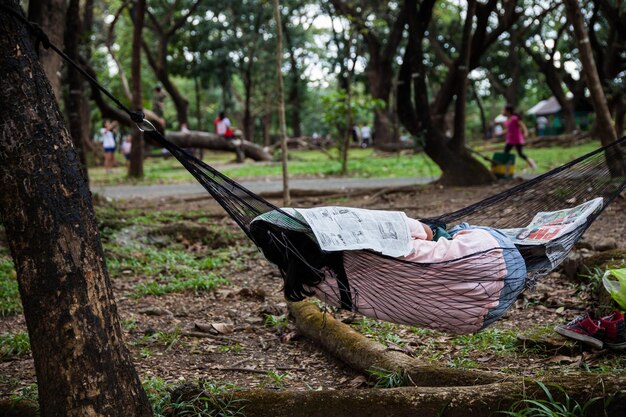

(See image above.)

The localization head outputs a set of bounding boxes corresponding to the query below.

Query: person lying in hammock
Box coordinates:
[250,209,527,334]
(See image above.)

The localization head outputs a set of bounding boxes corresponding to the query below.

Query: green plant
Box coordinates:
[501,381,606,416]
[263,370,288,389]
[143,378,246,417]
[0,257,22,317]
[263,314,288,331]
[218,343,243,354]
[367,367,413,388]
[0,331,30,358]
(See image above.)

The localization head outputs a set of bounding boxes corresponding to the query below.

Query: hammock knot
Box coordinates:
[129,110,145,124]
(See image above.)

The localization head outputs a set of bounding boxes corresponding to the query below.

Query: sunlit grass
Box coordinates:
[88,141,602,186]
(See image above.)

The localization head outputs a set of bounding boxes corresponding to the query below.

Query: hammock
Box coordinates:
[142,128,625,334]
[2,5,623,334]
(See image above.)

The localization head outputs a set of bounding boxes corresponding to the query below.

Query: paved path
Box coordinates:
[92,176,437,200]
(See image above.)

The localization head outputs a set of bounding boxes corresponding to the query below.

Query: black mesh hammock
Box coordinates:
[142,128,625,335]
[1,3,623,334]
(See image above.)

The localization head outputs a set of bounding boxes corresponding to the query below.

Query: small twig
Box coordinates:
[183,331,241,344]
[221,367,269,374]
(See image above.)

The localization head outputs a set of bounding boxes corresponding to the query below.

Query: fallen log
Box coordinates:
[165,131,272,162]
[287,301,502,387]
[163,375,625,417]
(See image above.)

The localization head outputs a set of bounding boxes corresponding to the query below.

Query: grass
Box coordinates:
[144,377,246,417]
[502,381,606,416]
[354,317,407,347]
[263,314,288,331]
[0,331,30,359]
[367,367,413,388]
[0,257,21,317]
[105,244,229,298]
[88,141,603,186]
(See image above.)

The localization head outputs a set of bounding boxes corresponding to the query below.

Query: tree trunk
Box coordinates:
[28,0,66,100]
[129,0,145,178]
[262,112,272,147]
[273,0,291,206]
[63,0,88,179]
[0,7,152,416]
[165,131,272,161]
[243,66,254,142]
[284,21,302,138]
[451,0,476,149]
[564,0,624,176]
[398,0,494,185]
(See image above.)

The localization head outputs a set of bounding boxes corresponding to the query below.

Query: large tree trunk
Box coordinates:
[63,0,89,179]
[129,0,145,178]
[0,7,152,416]
[243,65,254,142]
[398,0,494,186]
[166,131,272,161]
[564,0,624,176]
[28,0,66,100]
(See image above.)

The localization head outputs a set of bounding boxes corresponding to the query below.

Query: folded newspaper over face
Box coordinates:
[500,197,603,245]
[295,207,413,258]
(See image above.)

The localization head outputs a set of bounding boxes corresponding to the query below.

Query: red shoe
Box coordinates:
[600,310,626,350]
[554,314,605,349]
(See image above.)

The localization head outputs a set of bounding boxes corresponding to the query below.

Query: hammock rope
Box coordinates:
[5,5,626,334]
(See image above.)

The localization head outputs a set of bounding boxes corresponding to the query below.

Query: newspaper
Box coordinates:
[294,207,413,257]
[501,198,603,245]
[501,198,604,272]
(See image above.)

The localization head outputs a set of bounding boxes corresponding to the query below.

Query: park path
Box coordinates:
[91,176,437,200]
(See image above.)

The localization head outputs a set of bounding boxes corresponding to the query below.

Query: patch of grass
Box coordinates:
[263,314,288,331]
[89,142,603,187]
[144,377,246,417]
[451,328,518,356]
[0,257,22,317]
[135,328,183,351]
[9,383,39,404]
[105,244,229,298]
[501,381,606,416]
[0,331,30,359]
[353,317,405,346]
[367,367,413,388]
[218,343,243,354]
[262,370,289,389]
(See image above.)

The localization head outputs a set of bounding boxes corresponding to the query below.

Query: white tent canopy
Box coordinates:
[526,96,561,116]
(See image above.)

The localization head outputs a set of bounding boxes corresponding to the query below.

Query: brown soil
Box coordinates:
[1,182,625,398]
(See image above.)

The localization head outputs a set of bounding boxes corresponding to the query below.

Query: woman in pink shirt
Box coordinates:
[500,105,536,169]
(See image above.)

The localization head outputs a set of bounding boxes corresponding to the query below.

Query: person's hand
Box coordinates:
[423,223,433,241]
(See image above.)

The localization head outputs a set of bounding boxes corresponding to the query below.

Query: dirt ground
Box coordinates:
[1,182,626,399]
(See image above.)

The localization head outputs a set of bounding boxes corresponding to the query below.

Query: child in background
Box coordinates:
[121,134,132,167]
[101,120,116,173]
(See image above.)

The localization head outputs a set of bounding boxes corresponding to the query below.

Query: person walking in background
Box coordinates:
[101,119,117,173]
[536,115,548,137]
[497,104,537,170]
[360,124,372,148]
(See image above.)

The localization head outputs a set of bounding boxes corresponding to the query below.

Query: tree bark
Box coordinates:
[28,0,66,100]
[166,131,272,161]
[129,0,145,178]
[563,0,625,176]
[273,0,291,206]
[0,6,152,416]
[63,0,89,179]
[398,0,494,185]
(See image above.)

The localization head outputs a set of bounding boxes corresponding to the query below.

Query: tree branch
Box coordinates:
[165,0,201,38]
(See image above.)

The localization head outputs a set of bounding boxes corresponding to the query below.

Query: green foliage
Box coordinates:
[144,378,246,417]
[135,327,183,351]
[501,381,606,417]
[217,343,243,354]
[451,328,518,356]
[262,370,289,389]
[0,257,22,317]
[0,331,30,359]
[367,367,413,388]
[263,314,288,331]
